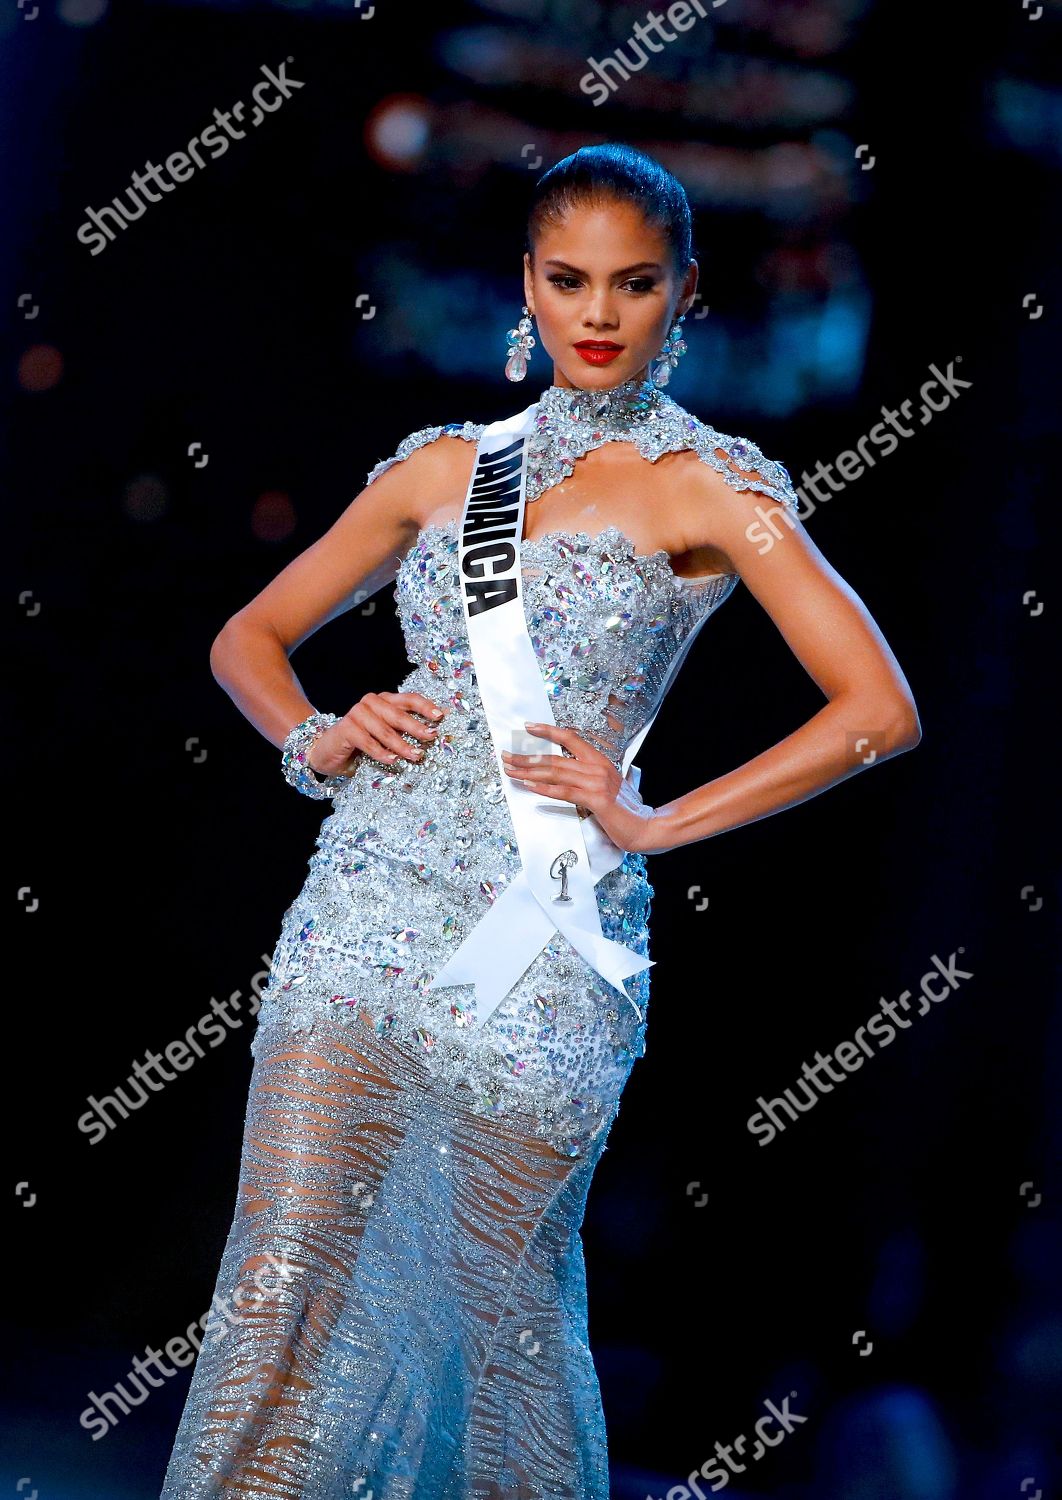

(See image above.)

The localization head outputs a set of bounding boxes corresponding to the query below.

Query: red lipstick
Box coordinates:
[574,340,624,365]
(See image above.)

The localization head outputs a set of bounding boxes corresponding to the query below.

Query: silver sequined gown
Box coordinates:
[160,408,798,1499]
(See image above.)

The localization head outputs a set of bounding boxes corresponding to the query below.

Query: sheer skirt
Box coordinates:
[160,1008,616,1499]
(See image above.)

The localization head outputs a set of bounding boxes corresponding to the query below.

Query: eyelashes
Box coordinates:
[546,274,657,294]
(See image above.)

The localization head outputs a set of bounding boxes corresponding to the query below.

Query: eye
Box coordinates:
[545,273,657,294]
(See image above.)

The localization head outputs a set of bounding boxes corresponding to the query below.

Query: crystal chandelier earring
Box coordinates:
[504,305,536,382]
[651,312,687,388]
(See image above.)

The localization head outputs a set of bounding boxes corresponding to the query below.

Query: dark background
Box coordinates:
[4,0,1060,1495]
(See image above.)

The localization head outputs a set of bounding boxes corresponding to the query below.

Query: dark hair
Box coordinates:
[525,142,694,273]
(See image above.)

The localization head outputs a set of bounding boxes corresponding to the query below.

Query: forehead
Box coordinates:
[534,199,671,268]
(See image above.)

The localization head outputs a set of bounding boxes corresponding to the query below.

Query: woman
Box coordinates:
[160,143,920,1498]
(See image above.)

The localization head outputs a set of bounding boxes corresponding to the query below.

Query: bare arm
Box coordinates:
[645,462,922,851]
[208,435,470,756]
[502,455,922,854]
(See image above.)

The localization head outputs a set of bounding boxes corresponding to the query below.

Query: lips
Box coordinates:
[574,341,624,364]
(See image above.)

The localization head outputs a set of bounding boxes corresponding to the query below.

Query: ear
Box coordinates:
[523,251,535,315]
[671,257,698,321]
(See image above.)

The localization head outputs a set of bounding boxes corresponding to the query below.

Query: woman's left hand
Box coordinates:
[500,721,661,854]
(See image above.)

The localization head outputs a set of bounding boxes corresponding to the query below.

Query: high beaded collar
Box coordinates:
[525,375,692,502]
[534,374,673,428]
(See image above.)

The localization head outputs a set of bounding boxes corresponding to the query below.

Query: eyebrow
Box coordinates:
[542,259,664,277]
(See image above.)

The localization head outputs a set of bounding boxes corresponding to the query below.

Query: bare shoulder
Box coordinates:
[222,423,485,652]
[663,423,804,574]
[363,422,482,527]
[415,431,481,520]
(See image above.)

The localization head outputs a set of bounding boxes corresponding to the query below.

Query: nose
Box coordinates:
[581,288,619,331]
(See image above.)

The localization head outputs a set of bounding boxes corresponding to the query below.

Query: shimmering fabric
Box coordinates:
[255,524,736,1155]
[364,380,800,513]
[161,405,796,1498]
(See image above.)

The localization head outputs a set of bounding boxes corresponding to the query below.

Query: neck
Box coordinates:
[534,372,672,423]
[545,370,655,399]
[549,359,654,389]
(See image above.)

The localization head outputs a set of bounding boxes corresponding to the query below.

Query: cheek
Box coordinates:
[635,303,672,348]
[532,303,561,351]
[534,292,561,328]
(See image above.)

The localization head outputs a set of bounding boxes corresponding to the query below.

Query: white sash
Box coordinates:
[425,400,712,1027]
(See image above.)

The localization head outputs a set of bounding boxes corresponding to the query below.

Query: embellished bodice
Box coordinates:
[393,520,736,768]
[251,390,800,1155]
[335,380,801,831]
[259,520,738,1153]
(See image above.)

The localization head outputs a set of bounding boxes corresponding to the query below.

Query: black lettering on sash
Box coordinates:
[465,542,516,578]
[468,478,521,510]
[461,436,526,613]
[464,509,519,536]
[466,578,519,615]
[474,437,524,475]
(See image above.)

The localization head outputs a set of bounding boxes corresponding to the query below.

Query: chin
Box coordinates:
[559,361,641,388]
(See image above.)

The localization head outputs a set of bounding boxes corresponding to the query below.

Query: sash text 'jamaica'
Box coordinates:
[460,436,527,616]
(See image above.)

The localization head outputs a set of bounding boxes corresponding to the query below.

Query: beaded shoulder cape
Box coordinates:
[364,374,800,516]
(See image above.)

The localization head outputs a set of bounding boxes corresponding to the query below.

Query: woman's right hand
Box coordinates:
[306,692,447,777]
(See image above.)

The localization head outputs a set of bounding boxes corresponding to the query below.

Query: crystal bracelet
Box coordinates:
[281,711,348,799]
